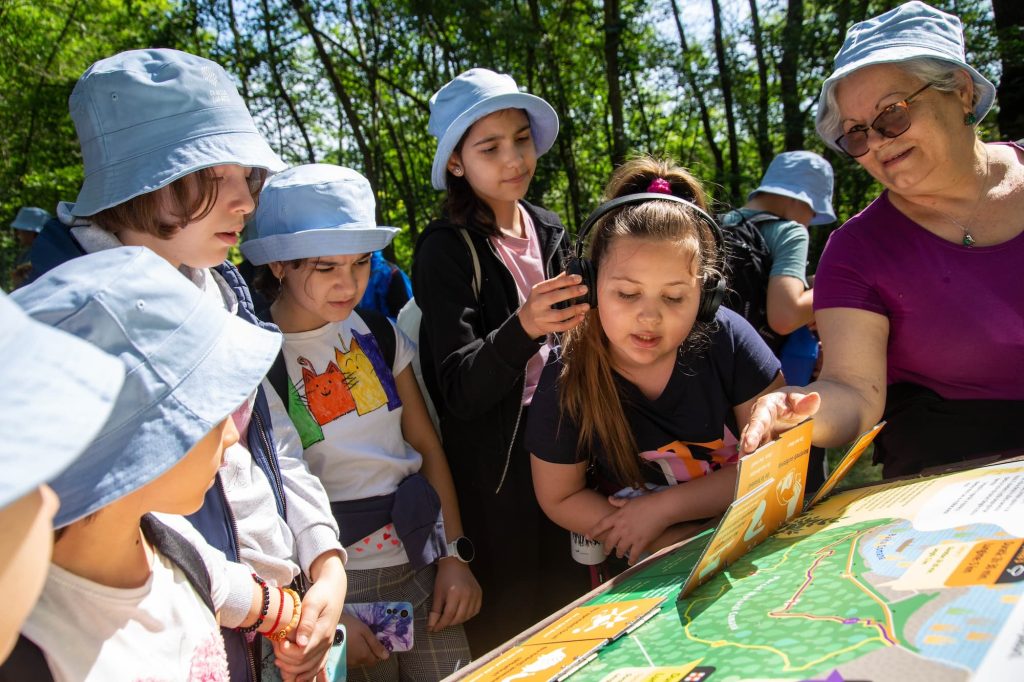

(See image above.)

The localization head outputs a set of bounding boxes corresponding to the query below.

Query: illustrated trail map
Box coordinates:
[560,458,1024,681]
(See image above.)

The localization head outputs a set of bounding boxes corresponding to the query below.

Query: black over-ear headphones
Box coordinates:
[561,192,727,323]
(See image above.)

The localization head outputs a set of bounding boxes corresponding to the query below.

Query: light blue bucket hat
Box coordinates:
[69,49,286,217]
[816,1,996,152]
[242,164,400,265]
[10,207,52,233]
[749,152,836,225]
[0,292,124,511]
[428,68,558,190]
[12,247,282,527]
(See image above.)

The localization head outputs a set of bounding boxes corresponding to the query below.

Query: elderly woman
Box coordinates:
[741,1,1024,478]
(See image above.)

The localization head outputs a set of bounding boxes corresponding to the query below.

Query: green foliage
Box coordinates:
[0,0,1006,283]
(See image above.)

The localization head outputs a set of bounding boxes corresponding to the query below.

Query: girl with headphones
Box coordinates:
[525,157,786,569]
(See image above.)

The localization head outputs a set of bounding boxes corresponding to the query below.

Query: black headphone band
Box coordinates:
[573,192,724,267]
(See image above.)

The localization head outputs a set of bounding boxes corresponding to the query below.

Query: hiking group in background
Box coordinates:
[3,2,1024,681]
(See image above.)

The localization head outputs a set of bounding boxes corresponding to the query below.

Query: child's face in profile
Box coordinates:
[0,485,59,661]
[137,417,239,516]
[154,164,256,269]
[449,108,537,209]
[597,235,701,379]
[271,253,372,332]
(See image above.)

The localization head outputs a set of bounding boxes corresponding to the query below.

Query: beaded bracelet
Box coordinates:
[266,587,302,642]
[238,573,270,634]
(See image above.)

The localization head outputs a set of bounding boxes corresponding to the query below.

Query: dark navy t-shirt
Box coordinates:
[525,307,780,494]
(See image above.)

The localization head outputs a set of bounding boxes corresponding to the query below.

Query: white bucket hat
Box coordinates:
[816,1,996,152]
[749,152,836,225]
[242,164,400,265]
[69,49,286,217]
[0,292,124,511]
[10,207,52,233]
[12,246,282,527]
[428,68,558,190]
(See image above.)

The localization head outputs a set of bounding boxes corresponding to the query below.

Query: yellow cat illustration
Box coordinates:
[336,334,388,415]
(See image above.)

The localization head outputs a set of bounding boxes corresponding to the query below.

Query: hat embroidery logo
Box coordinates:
[200,63,228,104]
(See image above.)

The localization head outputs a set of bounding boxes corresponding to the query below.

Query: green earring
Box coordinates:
[964,111,978,126]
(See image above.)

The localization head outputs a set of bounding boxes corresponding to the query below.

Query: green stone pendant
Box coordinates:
[963,233,976,247]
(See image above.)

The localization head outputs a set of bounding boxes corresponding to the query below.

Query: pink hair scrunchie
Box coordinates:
[647,177,673,195]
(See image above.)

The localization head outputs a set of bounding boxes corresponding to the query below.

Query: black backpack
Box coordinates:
[0,514,214,682]
[716,210,788,354]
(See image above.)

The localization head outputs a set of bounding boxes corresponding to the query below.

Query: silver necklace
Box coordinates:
[933,146,990,248]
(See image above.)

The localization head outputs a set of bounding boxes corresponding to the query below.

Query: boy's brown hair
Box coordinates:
[88,167,267,239]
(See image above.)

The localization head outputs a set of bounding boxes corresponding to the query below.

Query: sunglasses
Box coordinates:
[835,83,933,158]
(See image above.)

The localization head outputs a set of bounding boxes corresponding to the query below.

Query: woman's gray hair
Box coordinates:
[817,57,977,149]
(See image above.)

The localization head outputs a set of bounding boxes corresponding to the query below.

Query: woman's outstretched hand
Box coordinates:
[739,391,821,454]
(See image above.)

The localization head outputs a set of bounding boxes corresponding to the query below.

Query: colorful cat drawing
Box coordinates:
[287,376,324,448]
[336,334,388,416]
[299,356,356,425]
[352,329,401,410]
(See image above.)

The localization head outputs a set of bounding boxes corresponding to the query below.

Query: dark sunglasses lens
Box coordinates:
[875,106,911,138]
[839,131,869,157]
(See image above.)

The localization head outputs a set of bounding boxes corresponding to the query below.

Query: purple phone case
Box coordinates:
[343,601,414,652]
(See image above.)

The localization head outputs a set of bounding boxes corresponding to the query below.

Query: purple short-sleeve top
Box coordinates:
[814,164,1024,400]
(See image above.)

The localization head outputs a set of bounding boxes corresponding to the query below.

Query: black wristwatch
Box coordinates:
[445,536,475,563]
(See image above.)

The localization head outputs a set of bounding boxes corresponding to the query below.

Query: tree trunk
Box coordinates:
[17,0,80,181]
[603,0,627,167]
[669,0,724,191]
[290,0,376,187]
[779,0,805,151]
[992,0,1024,140]
[711,0,741,203]
[260,0,316,163]
[748,0,773,174]
[528,0,584,229]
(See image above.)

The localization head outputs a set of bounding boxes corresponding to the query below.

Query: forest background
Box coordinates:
[1,0,1022,292]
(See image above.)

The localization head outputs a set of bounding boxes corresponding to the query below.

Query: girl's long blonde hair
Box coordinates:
[558,156,720,487]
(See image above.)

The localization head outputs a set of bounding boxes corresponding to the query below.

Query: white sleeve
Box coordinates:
[392,319,416,376]
[262,377,347,574]
[151,512,254,628]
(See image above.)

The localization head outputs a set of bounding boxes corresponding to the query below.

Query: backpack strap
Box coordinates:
[457,227,481,300]
[0,636,54,682]
[141,514,215,615]
[267,350,290,414]
[356,307,397,370]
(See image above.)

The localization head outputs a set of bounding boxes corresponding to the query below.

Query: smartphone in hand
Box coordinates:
[342,601,414,652]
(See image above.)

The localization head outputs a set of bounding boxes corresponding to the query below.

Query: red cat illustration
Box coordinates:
[298,356,356,425]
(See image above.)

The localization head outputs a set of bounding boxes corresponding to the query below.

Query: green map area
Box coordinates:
[566,462,1024,682]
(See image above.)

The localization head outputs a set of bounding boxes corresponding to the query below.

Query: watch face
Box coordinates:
[454,536,475,563]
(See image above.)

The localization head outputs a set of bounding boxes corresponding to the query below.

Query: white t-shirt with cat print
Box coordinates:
[282,312,420,570]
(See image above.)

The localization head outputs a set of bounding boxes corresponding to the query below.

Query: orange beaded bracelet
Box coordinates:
[265,587,301,642]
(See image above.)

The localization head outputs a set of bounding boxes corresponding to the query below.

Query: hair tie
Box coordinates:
[646,177,673,195]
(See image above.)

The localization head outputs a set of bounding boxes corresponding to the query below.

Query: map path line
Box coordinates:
[766,530,899,646]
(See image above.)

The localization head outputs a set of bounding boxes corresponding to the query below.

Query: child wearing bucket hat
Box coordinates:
[411,68,590,653]
[3,247,306,681]
[8,207,52,287]
[0,291,125,664]
[720,151,836,349]
[244,163,480,679]
[25,49,348,682]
